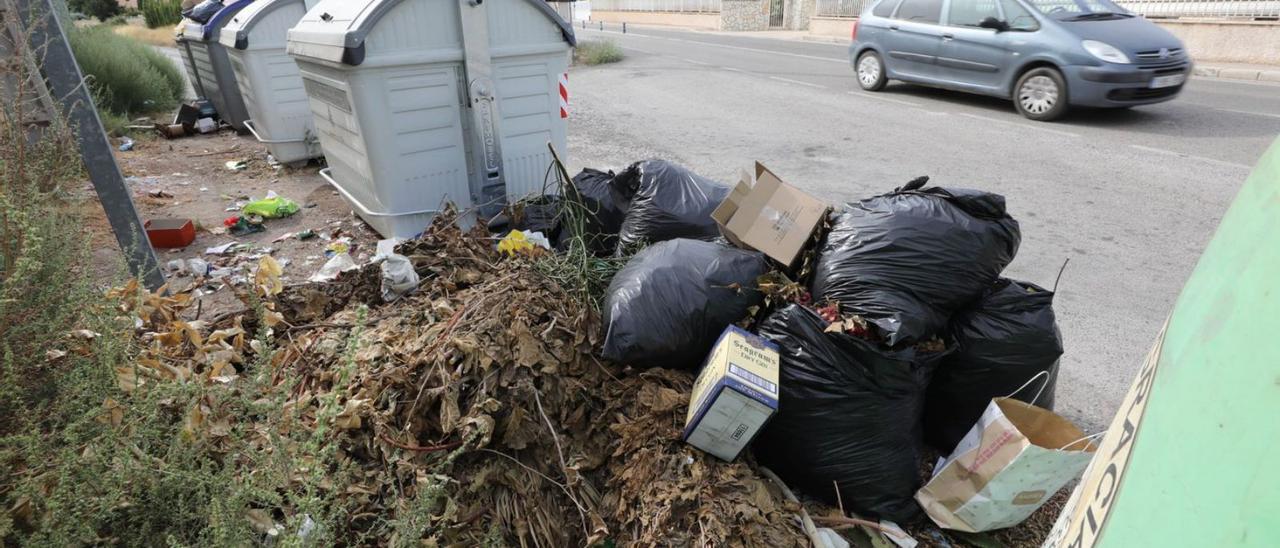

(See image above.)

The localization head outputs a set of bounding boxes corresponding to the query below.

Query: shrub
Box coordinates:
[139,0,182,29]
[68,25,183,118]
[67,0,121,21]
[575,39,624,66]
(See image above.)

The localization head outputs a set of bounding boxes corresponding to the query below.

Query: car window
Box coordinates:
[949,0,1001,27]
[896,0,944,23]
[873,0,903,17]
[999,0,1041,30]
[1021,0,1128,19]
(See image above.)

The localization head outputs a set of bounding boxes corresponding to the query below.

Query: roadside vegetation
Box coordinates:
[68,25,184,134]
[575,39,624,66]
[67,0,120,21]
[139,0,183,29]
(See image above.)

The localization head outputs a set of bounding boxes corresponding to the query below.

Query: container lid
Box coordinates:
[179,0,257,42]
[221,0,304,49]
[288,0,575,65]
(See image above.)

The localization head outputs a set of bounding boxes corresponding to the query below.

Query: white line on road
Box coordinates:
[621,45,658,55]
[1128,145,1252,170]
[682,58,711,65]
[768,76,826,89]
[956,112,1081,138]
[846,91,924,108]
[1213,107,1280,120]
[722,66,747,73]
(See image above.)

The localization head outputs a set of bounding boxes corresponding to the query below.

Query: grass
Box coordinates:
[575,39,625,66]
[69,25,184,126]
[139,0,183,29]
[113,22,177,47]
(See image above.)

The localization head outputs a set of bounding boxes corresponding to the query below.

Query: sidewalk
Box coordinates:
[598,22,1280,84]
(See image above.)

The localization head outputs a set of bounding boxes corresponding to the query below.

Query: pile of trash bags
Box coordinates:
[541,161,1064,523]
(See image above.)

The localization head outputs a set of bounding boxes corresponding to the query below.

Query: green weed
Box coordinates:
[575,39,625,66]
[68,25,183,119]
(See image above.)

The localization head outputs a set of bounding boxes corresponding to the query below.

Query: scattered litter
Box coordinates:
[188,258,209,276]
[682,326,779,461]
[144,218,195,248]
[308,252,358,282]
[379,254,418,302]
[324,240,350,258]
[197,117,218,134]
[295,229,317,241]
[712,162,828,266]
[118,137,134,152]
[224,215,265,236]
[496,230,551,256]
[200,187,209,192]
[147,189,174,199]
[225,159,248,171]
[266,154,281,169]
[164,259,186,273]
[242,195,300,219]
[374,238,402,260]
[879,520,918,548]
[205,242,238,255]
[272,232,295,243]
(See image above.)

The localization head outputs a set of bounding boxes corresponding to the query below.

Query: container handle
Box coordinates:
[319,168,444,219]
[243,119,304,144]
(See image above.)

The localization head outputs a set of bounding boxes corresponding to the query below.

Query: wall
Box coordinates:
[721,0,769,30]
[590,10,722,29]
[808,15,852,38]
[782,0,815,30]
[1157,20,1280,64]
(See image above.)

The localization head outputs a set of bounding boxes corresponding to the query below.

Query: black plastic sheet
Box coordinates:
[924,279,1063,453]
[567,168,629,255]
[602,239,767,369]
[812,179,1021,346]
[753,304,951,522]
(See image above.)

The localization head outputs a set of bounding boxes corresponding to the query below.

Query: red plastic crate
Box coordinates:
[145,218,196,248]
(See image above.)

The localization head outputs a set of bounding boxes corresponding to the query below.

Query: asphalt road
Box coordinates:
[565,24,1280,432]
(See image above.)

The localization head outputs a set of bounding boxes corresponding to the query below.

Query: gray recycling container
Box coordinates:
[219,0,322,164]
[287,0,576,238]
[175,0,254,132]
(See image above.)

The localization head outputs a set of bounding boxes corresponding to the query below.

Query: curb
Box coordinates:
[1194,65,1280,83]
[800,35,850,45]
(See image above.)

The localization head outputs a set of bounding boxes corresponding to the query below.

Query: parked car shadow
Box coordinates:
[873,82,1280,139]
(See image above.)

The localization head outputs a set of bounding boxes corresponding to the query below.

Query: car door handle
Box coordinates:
[941,33,955,40]
[889,24,900,31]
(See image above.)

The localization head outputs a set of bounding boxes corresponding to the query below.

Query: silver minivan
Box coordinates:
[850,0,1191,120]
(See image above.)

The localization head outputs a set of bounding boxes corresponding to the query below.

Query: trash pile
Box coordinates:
[116,156,1089,545]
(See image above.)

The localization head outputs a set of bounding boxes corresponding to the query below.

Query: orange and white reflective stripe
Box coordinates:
[559,72,569,118]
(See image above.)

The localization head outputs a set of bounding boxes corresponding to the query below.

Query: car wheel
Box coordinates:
[1013,67,1069,121]
[856,51,887,92]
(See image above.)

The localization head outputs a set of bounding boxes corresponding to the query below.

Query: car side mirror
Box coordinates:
[978,16,1009,32]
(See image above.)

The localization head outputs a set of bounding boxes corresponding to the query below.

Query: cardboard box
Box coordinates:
[682,326,780,461]
[711,162,828,267]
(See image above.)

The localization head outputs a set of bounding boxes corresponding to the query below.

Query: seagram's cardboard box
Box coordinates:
[711,162,828,268]
[682,326,780,462]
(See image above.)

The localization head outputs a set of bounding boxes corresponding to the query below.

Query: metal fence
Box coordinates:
[1115,0,1280,18]
[814,0,868,17]
[591,0,723,13]
[810,0,1280,18]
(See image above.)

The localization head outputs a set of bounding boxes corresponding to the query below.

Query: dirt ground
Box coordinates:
[86,128,380,317]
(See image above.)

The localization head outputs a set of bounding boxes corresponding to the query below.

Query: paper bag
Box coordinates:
[915,397,1096,532]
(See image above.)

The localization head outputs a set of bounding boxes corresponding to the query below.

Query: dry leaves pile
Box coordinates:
[115,213,808,546]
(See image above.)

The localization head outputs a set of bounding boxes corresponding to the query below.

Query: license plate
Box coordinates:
[1150,74,1185,89]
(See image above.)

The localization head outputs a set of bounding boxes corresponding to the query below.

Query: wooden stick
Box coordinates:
[759,466,825,548]
[378,433,463,453]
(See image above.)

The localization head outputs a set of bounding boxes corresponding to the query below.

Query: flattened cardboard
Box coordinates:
[712,162,827,266]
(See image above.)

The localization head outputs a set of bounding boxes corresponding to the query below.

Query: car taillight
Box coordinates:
[852,20,859,41]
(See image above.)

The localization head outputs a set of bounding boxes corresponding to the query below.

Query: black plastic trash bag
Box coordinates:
[812,178,1021,346]
[183,0,224,24]
[614,160,730,251]
[924,279,1063,453]
[566,168,629,255]
[602,239,767,369]
[754,304,950,522]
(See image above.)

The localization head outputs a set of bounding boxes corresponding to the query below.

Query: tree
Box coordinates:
[68,0,121,21]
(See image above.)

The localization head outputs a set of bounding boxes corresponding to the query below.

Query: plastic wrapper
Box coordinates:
[487,197,564,249]
[602,239,767,369]
[924,278,1063,453]
[182,0,224,24]
[812,178,1021,346]
[380,254,420,303]
[753,304,951,522]
[614,160,730,251]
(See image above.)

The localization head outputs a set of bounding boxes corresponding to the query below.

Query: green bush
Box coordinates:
[68,26,183,119]
[139,0,182,29]
[575,39,625,66]
[67,0,120,21]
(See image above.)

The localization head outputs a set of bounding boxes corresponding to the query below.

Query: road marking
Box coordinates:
[847,90,923,108]
[956,112,1081,138]
[682,58,711,65]
[1213,107,1280,120]
[722,66,747,73]
[768,76,826,89]
[1128,145,1252,170]
[581,28,848,65]
[621,45,658,54]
